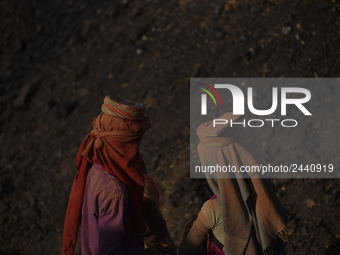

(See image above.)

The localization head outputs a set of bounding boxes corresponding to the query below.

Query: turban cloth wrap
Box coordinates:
[196,121,288,255]
[62,96,150,255]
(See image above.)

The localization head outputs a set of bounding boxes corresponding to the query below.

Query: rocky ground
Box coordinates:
[0,0,339,254]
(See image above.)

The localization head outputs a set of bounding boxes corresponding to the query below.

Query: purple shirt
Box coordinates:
[81,164,144,255]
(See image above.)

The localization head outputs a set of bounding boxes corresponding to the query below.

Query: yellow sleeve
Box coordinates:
[193,199,216,234]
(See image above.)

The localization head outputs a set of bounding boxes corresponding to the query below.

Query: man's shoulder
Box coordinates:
[87,164,129,198]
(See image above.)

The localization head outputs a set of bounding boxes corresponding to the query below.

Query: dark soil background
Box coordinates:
[0,0,339,254]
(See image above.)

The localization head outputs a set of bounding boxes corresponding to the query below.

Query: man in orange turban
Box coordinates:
[63,96,152,255]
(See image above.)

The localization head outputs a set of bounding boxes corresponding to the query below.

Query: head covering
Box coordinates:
[63,96,150,255]
[101,96,147,120]
[196,119,288,255]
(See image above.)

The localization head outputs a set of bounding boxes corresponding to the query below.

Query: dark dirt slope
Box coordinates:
[0,0,339,254]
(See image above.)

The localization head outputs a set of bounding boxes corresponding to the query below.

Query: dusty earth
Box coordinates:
[0,0,339,254]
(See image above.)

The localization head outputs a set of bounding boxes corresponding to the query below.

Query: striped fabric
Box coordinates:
[102,96,146,120]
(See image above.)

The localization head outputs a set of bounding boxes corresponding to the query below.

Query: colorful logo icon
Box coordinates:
[197,82,222,115]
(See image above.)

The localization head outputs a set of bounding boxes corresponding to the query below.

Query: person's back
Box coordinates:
[81,164,144,255]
